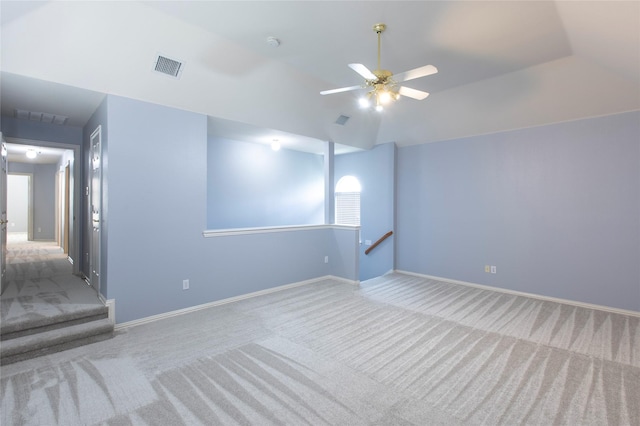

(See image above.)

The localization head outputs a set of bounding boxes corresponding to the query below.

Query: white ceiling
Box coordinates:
[1,1,638,152]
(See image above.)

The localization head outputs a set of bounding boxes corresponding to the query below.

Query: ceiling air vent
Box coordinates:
[335,115,350,126]
[15,109,68,125]
[153,54,184,79]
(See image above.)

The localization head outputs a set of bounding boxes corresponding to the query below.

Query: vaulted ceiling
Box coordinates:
[1,1,638,152]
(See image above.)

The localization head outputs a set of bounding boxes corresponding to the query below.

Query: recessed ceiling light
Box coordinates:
[26,149,38,159]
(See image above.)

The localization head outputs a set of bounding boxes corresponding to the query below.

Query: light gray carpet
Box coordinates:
[1,272,639,425]
[1,240,105,334]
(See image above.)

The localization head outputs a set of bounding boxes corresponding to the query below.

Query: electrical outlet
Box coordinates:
[491,266,497,274]
[365,240,372,246]
[324,256,329,264]
[485,265,490,273]
[182,279,189,290]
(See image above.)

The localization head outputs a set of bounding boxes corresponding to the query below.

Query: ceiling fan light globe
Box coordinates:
[378,90,392,104]
[358,97,370,108]
[375,105,384,112]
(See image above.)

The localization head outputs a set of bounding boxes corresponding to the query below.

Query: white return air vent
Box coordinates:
[335,115,350,126]
[153,54,184,79]
[15,109,68,125]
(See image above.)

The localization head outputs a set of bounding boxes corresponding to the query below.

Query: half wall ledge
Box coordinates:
[203,224,359,237]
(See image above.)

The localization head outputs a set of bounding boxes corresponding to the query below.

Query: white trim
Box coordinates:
[203,224,359,238]
[106,299,115,324]
[115,275,357,330]
[395,270,640,318]
[331,276,360,286]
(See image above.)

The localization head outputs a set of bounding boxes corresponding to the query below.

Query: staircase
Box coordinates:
[0,239,114,365]
[1,302,113,365]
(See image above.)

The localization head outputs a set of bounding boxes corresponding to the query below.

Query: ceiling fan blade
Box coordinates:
[348,63,377,80]
[320,85,363,95]
[398,86,429,100]
[393,65,438,83]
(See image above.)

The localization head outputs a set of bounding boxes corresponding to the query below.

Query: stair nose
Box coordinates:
[1,318,114,365]
[1,305,109,340]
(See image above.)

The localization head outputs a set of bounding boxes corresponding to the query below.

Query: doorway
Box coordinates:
[3,139,80,275]
[6,174,32,242]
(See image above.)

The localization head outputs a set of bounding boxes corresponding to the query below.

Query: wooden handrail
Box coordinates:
[365,231,393,255]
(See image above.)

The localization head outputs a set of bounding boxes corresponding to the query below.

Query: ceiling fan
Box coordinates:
[320,23,437,111]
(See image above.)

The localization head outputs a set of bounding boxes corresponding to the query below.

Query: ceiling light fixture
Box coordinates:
[321,23,437,111]
[358,24,400,112]
[271,139,281,151]
[26,149,38,159]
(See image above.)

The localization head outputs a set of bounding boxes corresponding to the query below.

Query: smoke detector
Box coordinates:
[266,36,280,47]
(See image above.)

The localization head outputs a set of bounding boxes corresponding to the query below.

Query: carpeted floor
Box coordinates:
[1,272,639,425]
[0,238,104,334]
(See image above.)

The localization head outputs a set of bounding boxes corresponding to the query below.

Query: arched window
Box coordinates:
[335,176,361,226]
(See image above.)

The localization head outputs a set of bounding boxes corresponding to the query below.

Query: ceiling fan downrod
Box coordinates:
[373,23,386,72]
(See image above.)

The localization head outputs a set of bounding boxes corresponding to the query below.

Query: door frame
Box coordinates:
[55,164,71,253]
[64,163,70,254]
[89,126,102,294]
[4,137,82,275]
[0,137,7,294]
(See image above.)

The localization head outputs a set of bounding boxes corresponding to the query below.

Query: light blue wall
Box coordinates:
[397,111,640,312]
[33,164,56,240]
[7,162,56,240]
[101,95,358,323]
[207,137,324,229]
[335,143,396,281]
[330,226,360,281]
[105,95,208,322]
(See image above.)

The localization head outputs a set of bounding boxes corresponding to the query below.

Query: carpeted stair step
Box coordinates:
[1,305,109,340]
[0,318,114,365]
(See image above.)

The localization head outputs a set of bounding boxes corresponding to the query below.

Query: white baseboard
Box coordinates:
[330,276,360,286]
[395,270,640,318]
[115,275,356,330]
